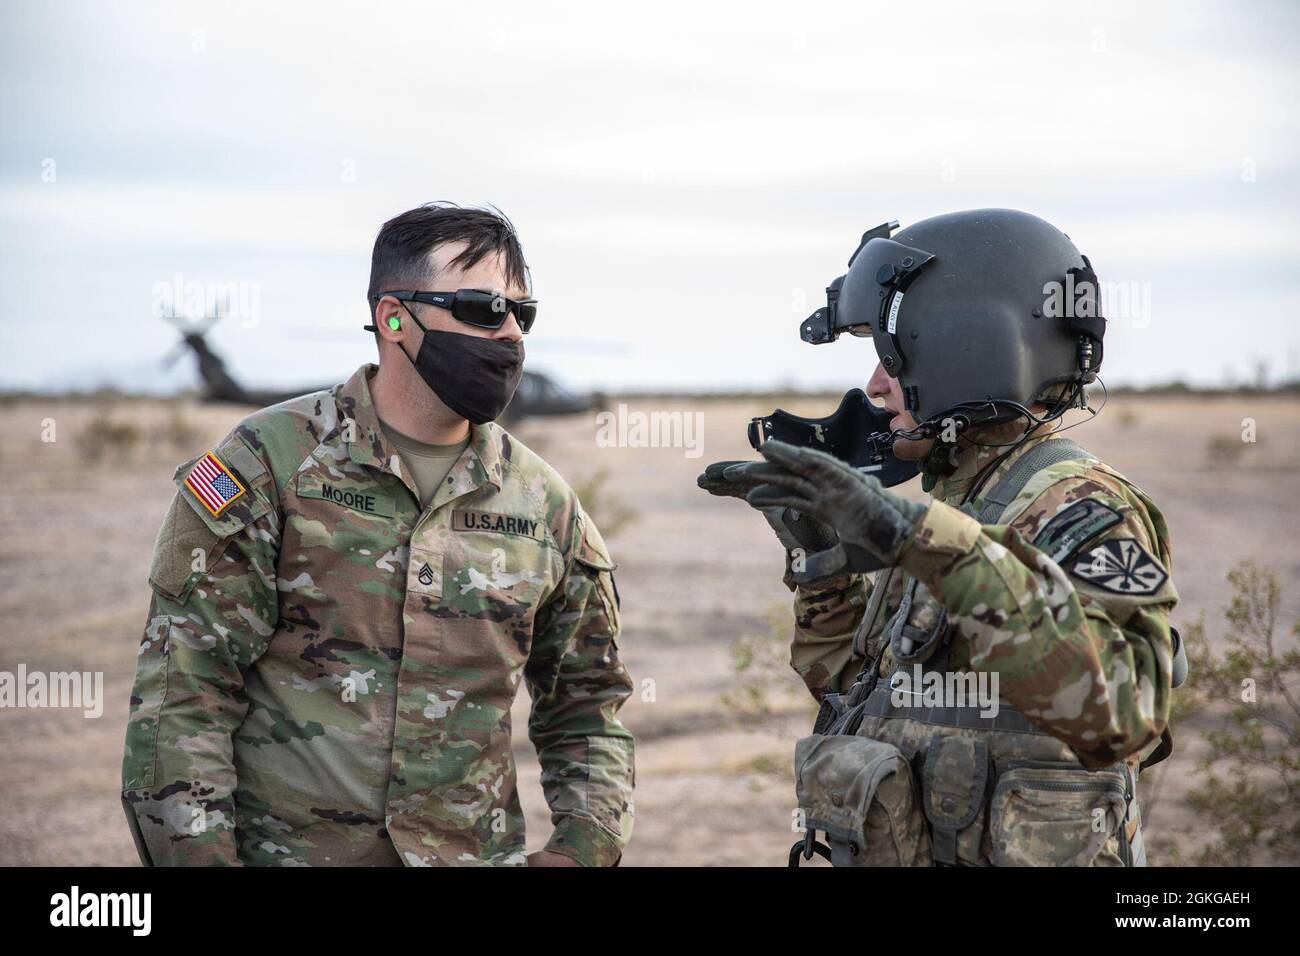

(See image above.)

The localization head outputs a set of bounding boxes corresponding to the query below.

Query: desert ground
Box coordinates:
[0,391,1297,866]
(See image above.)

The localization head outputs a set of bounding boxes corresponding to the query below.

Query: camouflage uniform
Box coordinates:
[790,426,1177,866]
[122,364,634,866]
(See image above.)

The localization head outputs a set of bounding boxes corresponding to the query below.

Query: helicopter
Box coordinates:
[160,306,603,425]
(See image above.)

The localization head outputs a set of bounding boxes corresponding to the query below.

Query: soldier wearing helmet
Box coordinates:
[702,209,1182,867]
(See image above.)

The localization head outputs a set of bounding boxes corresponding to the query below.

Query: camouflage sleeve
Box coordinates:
[790,572,872,700]
[525,509,635,866]
[899,476,1177,769]
[121,437,279,865]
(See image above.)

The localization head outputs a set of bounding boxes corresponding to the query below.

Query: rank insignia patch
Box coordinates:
[1071,538,1168,595]
[184,452,246,517]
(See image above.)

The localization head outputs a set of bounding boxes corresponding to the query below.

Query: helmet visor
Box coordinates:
[799,236,935,371]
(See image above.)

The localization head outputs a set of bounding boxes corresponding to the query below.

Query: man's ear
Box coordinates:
[373,295,406,344]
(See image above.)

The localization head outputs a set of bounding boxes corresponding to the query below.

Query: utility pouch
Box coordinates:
[988,761,1127,867]
[889,579,948,665]
[919,735,990,865]
[794,734,930,867]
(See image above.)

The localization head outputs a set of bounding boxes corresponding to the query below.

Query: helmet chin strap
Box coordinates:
[908,399,1058,492]
[874,337,1105,493]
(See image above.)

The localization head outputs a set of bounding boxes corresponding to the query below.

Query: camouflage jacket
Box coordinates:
[122,364,634,866]
[790,427,1178,770]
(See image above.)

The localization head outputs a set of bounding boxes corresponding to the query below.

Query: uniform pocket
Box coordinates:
[148,493,233,603]
[989,763,1126,867]
[573,509,620,633]
[920,735,990,865]
[442,530,556,622]
[122,616,171,791]
[794,734,930,867]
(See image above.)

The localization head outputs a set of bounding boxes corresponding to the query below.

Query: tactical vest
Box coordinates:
[790,439,1172,868]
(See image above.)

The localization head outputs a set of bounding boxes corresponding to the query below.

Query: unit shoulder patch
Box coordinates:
[1070,537,1168,596]
[1032,498,1124,564]
[183,452,247,517]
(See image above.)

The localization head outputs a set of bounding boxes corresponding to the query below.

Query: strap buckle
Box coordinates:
[788,832,833,867]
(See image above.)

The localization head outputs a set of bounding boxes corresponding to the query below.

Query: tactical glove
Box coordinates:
[698,459,887,583]
[739,440,929,567]
[698,460,831,547]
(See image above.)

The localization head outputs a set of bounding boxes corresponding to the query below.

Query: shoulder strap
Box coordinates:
[969,438,1096,524]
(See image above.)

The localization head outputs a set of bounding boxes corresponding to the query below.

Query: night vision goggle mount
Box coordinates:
[747,388,920,488]
[799,219,936,351]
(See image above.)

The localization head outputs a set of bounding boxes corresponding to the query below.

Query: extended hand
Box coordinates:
[699,459,837,553]
[699,456,898,581]
[698,460,765,500]
[742,440,928,566]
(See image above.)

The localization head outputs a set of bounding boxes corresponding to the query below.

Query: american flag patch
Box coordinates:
[184,452,246,517]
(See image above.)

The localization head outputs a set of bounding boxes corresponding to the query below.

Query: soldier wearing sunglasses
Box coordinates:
[122,202,634,867]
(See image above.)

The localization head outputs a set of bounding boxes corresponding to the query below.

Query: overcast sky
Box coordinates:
[2,0,1298,394]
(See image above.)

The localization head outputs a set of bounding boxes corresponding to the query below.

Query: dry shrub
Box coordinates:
[76,408,142,461]
[1146,561,1299,865]
[571,467,639,539]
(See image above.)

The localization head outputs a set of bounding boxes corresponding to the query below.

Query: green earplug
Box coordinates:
[388,314,401,331]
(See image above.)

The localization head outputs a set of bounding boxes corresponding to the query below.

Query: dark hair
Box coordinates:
[367,202,528,317]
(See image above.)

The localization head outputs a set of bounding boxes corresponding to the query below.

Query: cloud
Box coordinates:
[2,0,1298,392]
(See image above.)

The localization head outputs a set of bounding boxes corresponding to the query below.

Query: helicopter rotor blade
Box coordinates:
[161,343,187,368]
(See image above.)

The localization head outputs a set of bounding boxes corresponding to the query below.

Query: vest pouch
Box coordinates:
[919,735,990,865]
[794,734,930,867]
[989,762,1127,867]
[889,579,948,665]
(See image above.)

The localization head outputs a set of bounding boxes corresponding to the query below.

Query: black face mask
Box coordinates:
[400,324,525,425]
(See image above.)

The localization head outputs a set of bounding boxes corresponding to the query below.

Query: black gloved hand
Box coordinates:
[697,460,766,500]
[741,440,929,567]
[698,459,885,583]
[699,460,835,551]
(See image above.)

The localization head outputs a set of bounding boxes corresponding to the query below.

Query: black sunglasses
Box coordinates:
[383,289,537,334]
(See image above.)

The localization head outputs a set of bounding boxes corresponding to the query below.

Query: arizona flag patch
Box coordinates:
[184,452,246,517]
[1071,538,1168,596]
